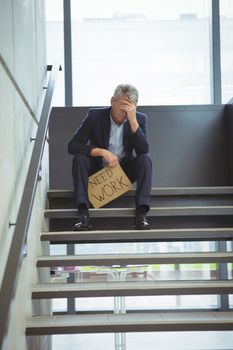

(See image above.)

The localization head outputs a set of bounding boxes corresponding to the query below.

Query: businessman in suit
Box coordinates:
[68,84,152,231]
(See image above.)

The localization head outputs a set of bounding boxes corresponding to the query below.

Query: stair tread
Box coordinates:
[41,228,233,243]
[47,187,233,198]
[26,311,233,335]
[32,280,233,299]
[44,206,233,218]
[37,252,233,267]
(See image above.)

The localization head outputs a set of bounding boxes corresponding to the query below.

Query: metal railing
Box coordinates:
[0,63,59,349]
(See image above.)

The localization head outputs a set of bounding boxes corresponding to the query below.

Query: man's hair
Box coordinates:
[113,84,139,104]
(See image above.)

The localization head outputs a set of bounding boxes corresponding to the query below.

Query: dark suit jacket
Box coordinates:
[68,107,149,167]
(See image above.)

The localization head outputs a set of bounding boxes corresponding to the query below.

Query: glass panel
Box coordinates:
[229,294,233,308]
[75,297,114,311]
[45,0,65,106]
[50,244,67,255]
[74,294,218,313]
[52,298,67,312]
[75,241,216,255]
[126,331,233,350]
[52,331,233,350]
[125,295,218,310]
[220,0,233,103]
[71,0,211,106]
[53,334,114,349]
[50,244,68,280]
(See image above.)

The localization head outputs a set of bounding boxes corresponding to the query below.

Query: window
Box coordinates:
[220,0,233,103]
[71,0,211,106]
[45,0,65,106]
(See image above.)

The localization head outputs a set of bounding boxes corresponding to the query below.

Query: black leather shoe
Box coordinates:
[134,214,150,230]
[73,215,92,231]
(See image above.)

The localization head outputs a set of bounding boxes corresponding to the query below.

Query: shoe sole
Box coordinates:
[134,225,150,230]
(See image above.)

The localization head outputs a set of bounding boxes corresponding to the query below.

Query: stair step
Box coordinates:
[41,228,233,243]
[32,280,233,299]
[47,187,233,198]
[26,311,233,335]
[37,252,233,267]
[44,206,233,219]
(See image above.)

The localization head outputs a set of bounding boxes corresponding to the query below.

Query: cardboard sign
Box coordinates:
[88,164,132,208]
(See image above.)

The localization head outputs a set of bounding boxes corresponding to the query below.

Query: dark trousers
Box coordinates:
[72,153,152,209]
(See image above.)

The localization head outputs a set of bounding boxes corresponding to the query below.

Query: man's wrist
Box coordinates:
[129,119,139,133]
[90,147,105,157]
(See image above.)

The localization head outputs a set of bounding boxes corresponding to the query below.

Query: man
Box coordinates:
[68,84,152,231]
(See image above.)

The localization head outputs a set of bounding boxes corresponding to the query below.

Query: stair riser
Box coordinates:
[49,216,233,232]
[32,287,233,299]
[37,257,233,268]
[48,196,233,209]
[25,322,233,336]
[45,208,233,218]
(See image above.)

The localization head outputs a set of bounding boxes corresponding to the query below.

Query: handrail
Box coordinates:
[0,63,59,348]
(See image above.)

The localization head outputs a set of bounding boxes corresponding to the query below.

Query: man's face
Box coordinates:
[111,94,134,124]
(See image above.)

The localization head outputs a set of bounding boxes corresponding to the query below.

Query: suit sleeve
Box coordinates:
[131,114,149,155]
[68,111,95,156]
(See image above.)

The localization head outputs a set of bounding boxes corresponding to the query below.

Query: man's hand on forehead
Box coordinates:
[119,95,136,106]
[119,96,137,119]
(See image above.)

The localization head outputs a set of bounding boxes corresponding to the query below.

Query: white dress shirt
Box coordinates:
[103,114,126,166]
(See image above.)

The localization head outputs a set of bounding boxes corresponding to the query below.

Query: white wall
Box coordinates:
[0,0,49,349]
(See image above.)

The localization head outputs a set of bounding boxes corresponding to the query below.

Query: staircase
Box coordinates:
[26,187,233,342]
